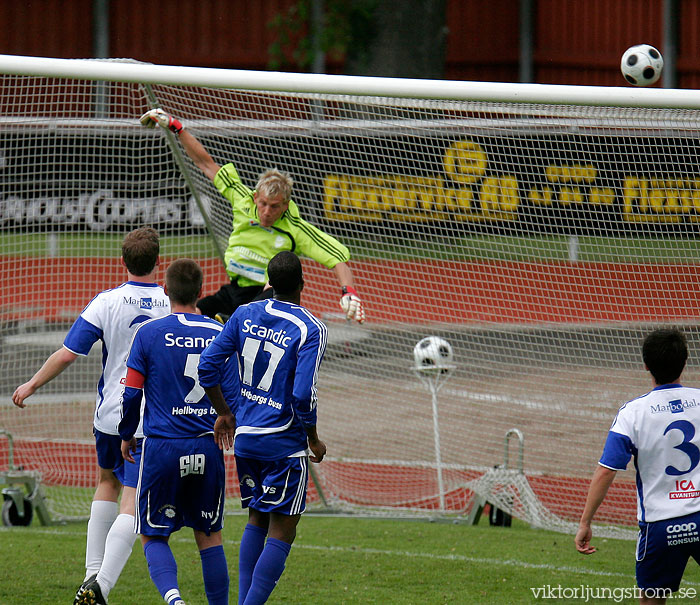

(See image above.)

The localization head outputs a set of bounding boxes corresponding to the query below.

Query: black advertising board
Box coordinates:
[3,130,700,237]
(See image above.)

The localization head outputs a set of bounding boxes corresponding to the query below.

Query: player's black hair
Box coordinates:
[122,227,159,276]
[165,258,203,306]
[268,251,303,297]
[642,328,688,385]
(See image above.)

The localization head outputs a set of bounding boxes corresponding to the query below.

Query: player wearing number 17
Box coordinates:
[576,328,700,604]
[199,251,328,605]
[119,259,237,605]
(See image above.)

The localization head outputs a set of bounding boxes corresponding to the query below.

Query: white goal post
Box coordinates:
[1,54,700,537]
[4,53,700,107]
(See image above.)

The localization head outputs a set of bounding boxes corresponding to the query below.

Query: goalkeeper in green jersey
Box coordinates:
[140,108,365,325]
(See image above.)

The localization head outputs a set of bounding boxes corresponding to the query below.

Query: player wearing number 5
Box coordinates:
[139,108,365,324]
[576,328,700,604]
[119,259,237,605]
[199,251,327,605]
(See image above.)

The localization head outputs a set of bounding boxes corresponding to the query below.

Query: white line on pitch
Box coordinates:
[285,543,640,579]
[7,526,700,586]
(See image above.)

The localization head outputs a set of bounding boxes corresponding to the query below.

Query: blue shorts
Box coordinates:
[236,455,309,516]
[94,429,141,488]
[636,510,700,591]
[136,435,225,537]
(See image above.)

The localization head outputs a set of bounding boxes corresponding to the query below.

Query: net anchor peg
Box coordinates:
[503,427,524,473]
[466,427,524,527]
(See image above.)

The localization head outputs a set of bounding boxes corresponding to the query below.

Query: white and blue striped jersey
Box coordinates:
[63,281,170,437]
[600,384,700,522]
[198,298,327,461]
[120,313,237,439]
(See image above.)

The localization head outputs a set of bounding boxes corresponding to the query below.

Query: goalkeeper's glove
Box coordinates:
[340,286,365,324]
[139,108,183,134]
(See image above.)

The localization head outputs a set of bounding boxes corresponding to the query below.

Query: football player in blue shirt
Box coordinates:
[119,258,236,605]
[576,328,700,603]
[199,250,328,605]
[12,227,170,604]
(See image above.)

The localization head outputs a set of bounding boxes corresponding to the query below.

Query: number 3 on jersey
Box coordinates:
[664,419,700,476]
[241,337,285,391]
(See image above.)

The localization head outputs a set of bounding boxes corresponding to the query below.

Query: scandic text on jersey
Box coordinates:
[164,333,217,349]
[242,319,293,347]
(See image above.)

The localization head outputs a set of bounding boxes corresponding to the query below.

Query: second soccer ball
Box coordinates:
[621,44,663,86]
[413,336,454,372]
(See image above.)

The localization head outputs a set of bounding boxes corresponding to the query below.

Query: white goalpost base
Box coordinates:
[1,55,699,533]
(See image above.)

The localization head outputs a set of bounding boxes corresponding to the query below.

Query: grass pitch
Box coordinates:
[2,513,700,604]
[3,232,700,263]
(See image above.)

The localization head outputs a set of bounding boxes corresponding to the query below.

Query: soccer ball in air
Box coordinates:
[621,44,663,86]
[413,336,454,373]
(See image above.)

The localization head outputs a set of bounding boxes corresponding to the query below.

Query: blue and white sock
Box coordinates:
[242,538,292,605]
[238,524,267,604]
[143,538,181,604]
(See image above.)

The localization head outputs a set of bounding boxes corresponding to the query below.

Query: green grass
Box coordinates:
[0,233,222,259]
[2,514,699,604]
[3,232,700,263]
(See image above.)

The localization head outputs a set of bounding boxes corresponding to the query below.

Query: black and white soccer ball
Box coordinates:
[621,44,663,86]
[413,336,454,372]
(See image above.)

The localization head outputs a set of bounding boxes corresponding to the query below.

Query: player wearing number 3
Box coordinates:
[199,251,327,605]
[119,259,237,605]
[576,328,700,604]
[139,108,365,325]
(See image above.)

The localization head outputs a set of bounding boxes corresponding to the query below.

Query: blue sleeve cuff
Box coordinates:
[63,316,102,356]
[295,401,317,427]
[599,430,634,471]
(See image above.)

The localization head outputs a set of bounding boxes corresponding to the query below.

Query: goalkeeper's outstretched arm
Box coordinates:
[335,262,365,324]
[178,129,220,181]
[139,109,220,181]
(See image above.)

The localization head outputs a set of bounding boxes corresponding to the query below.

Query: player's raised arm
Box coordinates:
[139,108,220,181]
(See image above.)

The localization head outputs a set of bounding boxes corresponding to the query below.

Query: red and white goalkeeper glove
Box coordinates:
[139,108,183,134]
[340,286,365,324]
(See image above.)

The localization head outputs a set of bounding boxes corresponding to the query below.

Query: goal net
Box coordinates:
[1,57,699,536]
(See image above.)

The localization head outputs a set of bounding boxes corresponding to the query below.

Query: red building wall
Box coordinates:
[533,0,665,86]
[445,0,520,82]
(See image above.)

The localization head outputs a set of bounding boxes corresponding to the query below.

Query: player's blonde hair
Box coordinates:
[256,169,293,202]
